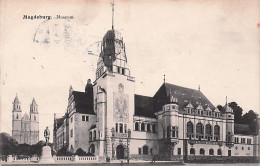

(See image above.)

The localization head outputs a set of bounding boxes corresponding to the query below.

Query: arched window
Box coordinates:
[217,149,222,156]
[200,148,205,155]
[93,130,96,140]
[16,114,18,119]
[187,121,193,133]
[34,115,36,121]
[143,145,148,155]
[135,122,139,131]
[206,124,212,135]
[190,148,195,155]
[209,149,214,155]
[152,124,156,133]
[124,124,127,133]
[141,123,145,131]
[196,123,203,135]
[147,124,151,132]
[214,125,220,136]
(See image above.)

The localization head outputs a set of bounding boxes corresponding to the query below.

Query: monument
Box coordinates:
[39,126,55,163]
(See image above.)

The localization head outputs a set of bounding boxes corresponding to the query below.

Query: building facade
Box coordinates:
[12,95,39,145]
[53,28,259,161]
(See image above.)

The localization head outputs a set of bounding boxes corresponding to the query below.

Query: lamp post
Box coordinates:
[127,129,131,164]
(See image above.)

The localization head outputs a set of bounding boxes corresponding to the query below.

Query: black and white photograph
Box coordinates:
[0,0,259,165]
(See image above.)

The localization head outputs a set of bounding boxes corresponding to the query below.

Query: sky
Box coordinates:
[0,0,259,141]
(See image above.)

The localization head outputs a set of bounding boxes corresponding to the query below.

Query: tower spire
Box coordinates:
[226,96,228,105]
[163,74,165,84]
[111,0,115,30]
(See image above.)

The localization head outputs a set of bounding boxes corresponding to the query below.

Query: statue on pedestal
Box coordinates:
[44,126,50,145]
[39,126,54,163]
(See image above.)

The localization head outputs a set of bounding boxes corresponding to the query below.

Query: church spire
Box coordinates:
[111,0,115,30]
[13,94,21,112]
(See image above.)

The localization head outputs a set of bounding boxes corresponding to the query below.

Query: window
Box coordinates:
[178,148,181,155]
[16,114,18,119]
[152,124,156,133]
[143,146,148,155]
[82,116,85,121]
[172,105,175,109]
[120,123,123,133]
[235,137,239,143]
[187,121,193,134]
[117,67,120,73]
[86,116,89,121]
[247,139,251,144]
[124,124,127,133]
[141,123,145,131]
[93,130,96,140]
[135,122,139,131]
[196,123,203,135]
[190,148,195,155]
[122,68,125,75]
[209,149,214,156]
[172,127,176,138]
[214,125,220,136]
[70,129,73,137]
[241,138,245,144]
[116,123,118,133]
[150,149,153,155]
[167,126,170,138]
[206,124,212,136]
[242,147,244,150]
[200,148,205,155]
[147,124,151,132]
[217,149,222,156]
[248,147,250,150]
[34,115,36,121]
[138,148,142,155]
[71,116,73,123]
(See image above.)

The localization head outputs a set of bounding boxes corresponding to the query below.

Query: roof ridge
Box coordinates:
[135,94,153,98]
[165,82,199,92]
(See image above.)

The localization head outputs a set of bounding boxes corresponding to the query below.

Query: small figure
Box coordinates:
[44,126,50,145]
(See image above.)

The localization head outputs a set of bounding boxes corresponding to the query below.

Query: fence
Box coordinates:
[1,155,99,163]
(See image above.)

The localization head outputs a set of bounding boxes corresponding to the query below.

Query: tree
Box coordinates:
[217,105,225,114]
[74,148,87,156]
[242,110,258,135]
[228,102,243,123]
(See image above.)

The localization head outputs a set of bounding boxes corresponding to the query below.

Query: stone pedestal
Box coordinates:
[39,146,55,163]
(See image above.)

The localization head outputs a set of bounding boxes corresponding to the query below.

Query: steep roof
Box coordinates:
[134,94,156,118]
[153,83,215,112]
[72,91,94,115]
[56,116,65,129]
[234,123,251,135]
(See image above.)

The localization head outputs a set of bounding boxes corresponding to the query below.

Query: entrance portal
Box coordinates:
[116,145,125,159]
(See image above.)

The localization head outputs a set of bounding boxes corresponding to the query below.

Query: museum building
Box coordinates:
[53,28,259,161]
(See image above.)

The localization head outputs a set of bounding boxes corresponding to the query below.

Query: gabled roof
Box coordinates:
[154,83,215,112]
[134,94,156,118]
[234,123,251,135]
[72,91,94,115]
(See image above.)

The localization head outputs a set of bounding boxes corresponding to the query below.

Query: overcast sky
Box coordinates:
[1,0,259,141]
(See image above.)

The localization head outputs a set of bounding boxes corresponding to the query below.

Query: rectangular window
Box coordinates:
[70,129,73,137]
[117,67,120,74]
[122,68,125,75]
[178,148,181,155]
[138,148,142,155]
[86,116,89,121]
[82,115,85,121]
[247,139,251,144]
[116,123,118,133]
[124,124,127,133]
[71,116,73,123]
[120,123,123,133]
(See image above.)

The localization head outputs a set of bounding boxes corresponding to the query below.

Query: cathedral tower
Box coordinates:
[29,98,39,144]
[12,95,22,143]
